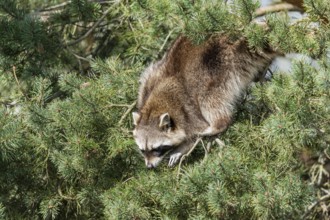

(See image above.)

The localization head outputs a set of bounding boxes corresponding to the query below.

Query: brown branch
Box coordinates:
[255,3,304,17]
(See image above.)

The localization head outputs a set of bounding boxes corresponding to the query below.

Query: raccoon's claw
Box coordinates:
[214,138,225,149]
[168,152,182,167]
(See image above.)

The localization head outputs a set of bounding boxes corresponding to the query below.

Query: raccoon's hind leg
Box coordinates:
[200,126,223,136]
[199,99,232,136]
[199,116,231,136]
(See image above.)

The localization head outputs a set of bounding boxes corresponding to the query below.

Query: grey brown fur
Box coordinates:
[133,35,278,168]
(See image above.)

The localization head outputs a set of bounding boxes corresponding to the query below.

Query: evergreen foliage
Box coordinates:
[0,0,329,219]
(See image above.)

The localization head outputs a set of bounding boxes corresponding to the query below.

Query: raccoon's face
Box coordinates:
[132,112,186,168]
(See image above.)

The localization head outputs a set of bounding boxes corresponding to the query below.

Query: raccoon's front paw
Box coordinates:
[168,152,182,167]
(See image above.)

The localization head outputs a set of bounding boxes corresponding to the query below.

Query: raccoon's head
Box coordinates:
[132,112,186,168]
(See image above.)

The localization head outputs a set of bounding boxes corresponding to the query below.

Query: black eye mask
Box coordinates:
[150,145,172,157]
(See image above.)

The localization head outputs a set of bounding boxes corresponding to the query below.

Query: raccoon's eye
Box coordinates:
[151,145,171,156]
[151,149,163,157]
[160,145,171,150]
[140,149,145,154]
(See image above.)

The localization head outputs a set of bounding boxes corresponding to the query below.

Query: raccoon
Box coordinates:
[132,35,278,168]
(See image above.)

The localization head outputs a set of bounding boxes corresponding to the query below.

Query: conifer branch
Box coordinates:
[206,9,220,25]
[58,187,76,201]
[118,100,137,127]
[28,107,55,123]
[309,0,327,21]
[12,66,27,100]
[78,93,94,106]
[177,137,202,178]
[65,6,112,47]
[241,0,254,22]
[303,190,330,219]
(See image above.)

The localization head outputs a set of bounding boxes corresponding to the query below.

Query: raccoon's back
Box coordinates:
[137,35,277,110]
[181,36,277,94]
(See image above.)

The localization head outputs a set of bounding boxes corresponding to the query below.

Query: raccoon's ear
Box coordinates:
[132,112,141,125]
[159,113,172,130]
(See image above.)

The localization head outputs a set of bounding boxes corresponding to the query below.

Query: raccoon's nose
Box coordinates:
[146,163,155,169]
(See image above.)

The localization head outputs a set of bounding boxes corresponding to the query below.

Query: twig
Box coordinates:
[122,176,134,184]
[65,6,112,47]
[159,30,173,53]
[40,0,114,12]
[58,186,76,200]
[43,149,50,184]
[177,137,202,178]
[118,101,137,126]
[41,1,71,12]
[255,3,303,17]
[12,66,20,89]
[105,104,134,108]
[78,93,96,109]
[200,139,208,161]
[70,52,92,73]
[73,53,92,62]
[12,66,27,100]
[303,190,330,219]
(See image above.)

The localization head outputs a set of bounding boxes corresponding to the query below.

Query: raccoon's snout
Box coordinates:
[143,146,173,169]
[146,162,155,169]
[144,157,162,169]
